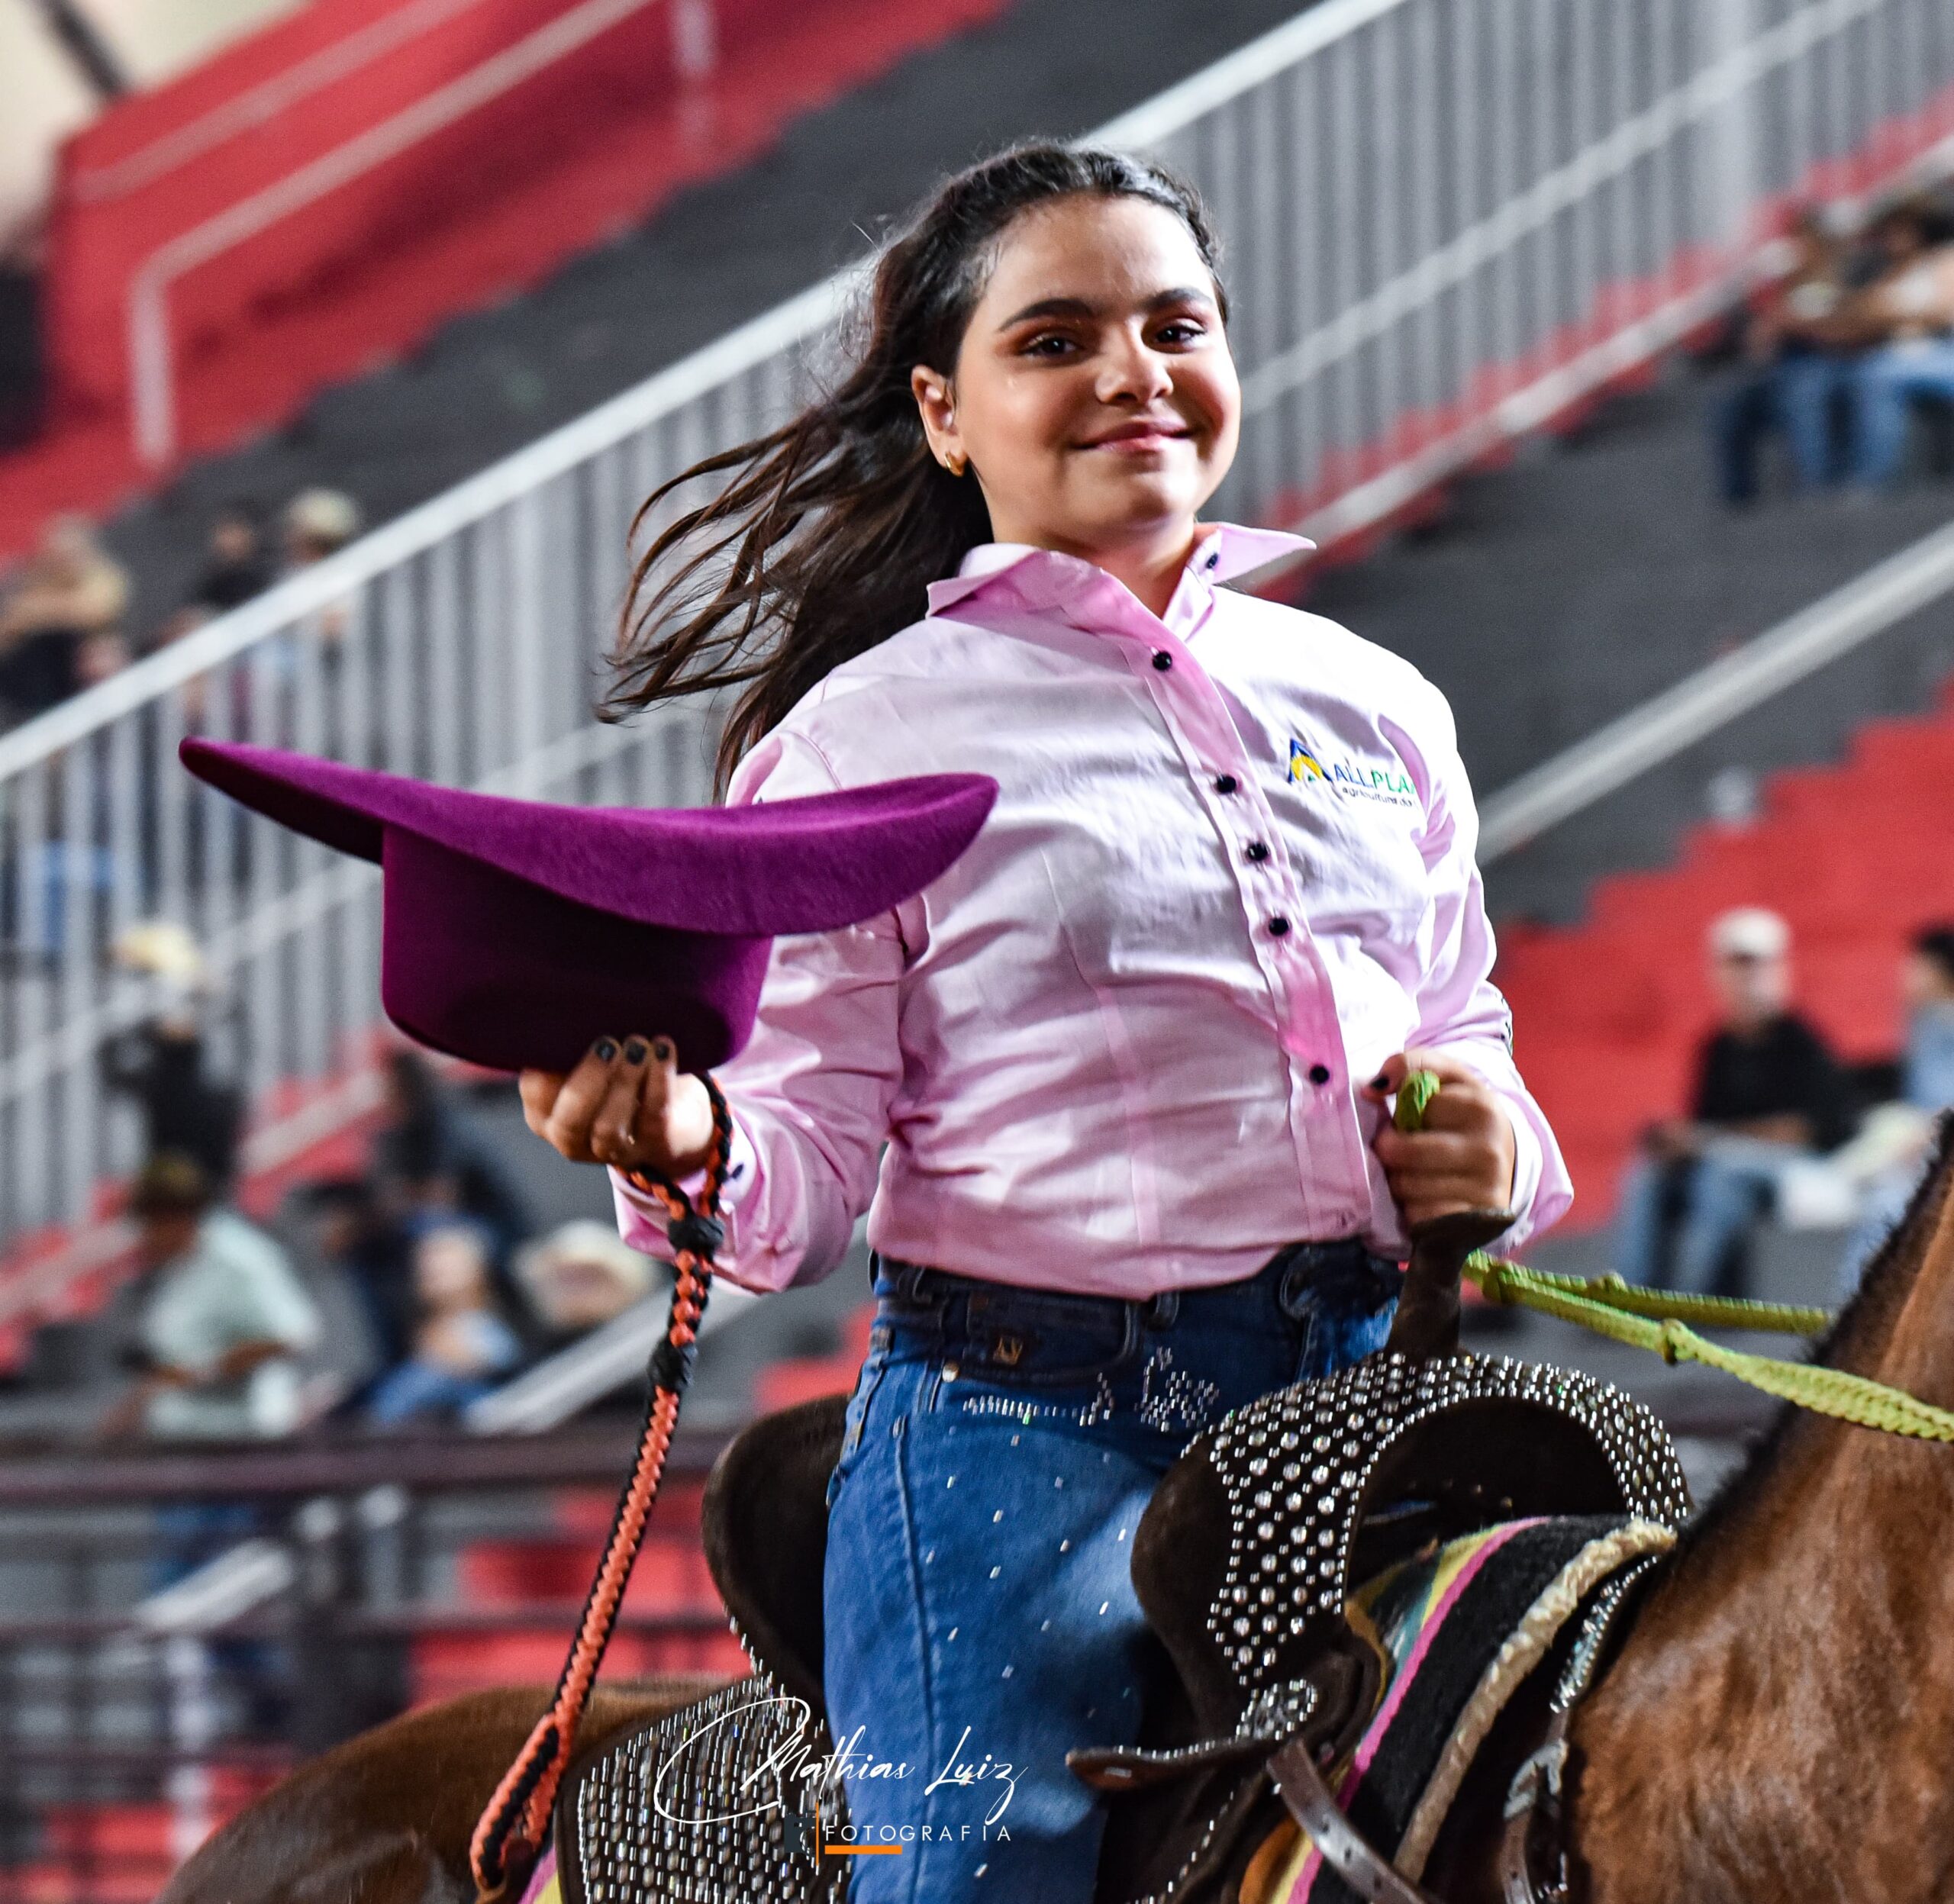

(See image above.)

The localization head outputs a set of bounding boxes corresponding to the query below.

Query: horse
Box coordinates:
[160,1127,1954,1904]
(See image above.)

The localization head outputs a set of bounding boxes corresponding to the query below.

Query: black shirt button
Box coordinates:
[1308,1063,1331,1085]
[1268,914,1291,937]
[1214,774,1238,794]
[1244,841,1270,863]
[1152,651,1173,671]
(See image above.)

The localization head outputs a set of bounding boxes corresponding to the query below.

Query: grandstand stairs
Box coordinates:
[1298,353,1954,1232]
[7,0,1317,621]
[1497,679,1954,1226]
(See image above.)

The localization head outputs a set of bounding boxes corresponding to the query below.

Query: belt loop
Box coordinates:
[1278,1248,1314,1320]
[1141,1290,1179,1329]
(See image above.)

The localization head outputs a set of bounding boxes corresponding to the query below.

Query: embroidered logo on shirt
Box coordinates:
[1288,740,1329,784]
[1289,736,1416,807]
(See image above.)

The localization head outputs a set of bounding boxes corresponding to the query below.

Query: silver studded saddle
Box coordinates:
[553,1261,1691,1904]
[1069,1348,1688,1904]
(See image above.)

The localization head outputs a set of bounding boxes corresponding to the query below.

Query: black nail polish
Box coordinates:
[624,1039,647,1065]
[1370,1072,1391,1090]
[652,1038,673,1063]
[594,1038,617,1062]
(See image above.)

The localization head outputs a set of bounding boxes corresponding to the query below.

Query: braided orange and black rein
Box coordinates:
[469,1074,734,1904]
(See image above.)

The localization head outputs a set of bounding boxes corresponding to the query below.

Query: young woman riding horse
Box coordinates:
[520,141,1569,1902]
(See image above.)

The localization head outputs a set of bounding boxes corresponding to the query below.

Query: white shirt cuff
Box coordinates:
[1495,1094,1544,1243]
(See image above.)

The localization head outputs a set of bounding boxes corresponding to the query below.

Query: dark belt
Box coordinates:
[869,1238,1401,1334]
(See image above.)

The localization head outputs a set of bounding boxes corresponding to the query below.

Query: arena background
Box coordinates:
[0,0,1952,1890]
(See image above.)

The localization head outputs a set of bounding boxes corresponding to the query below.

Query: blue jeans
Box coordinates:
[820,1241,1401,1903]
[1711,353,1853,502]
[1849,338,1954,486]
[1614,1136,1803,1294]
[365,1358,498,1425]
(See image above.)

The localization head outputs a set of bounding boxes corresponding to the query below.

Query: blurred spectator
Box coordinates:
[366,1219,523,1425]
[240,488,363,701]
[103,1152,321,1740]
[99,1152,321,1441]
[514,1219,659,1348]
[99,920,244,1191]
[1713,205,1863,503]
[1843,199,1954,488]
[150,501,275,651]
[0,514,129,722]
[282,488,361,570]
[370,1049,542,1338]
[1615,907,1856,1294]
[1834,925,1954,1293]
[304,1178,415,1376]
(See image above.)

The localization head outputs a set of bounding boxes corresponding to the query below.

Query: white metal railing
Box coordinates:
[1479,515,1954,861]
[5,0,1953,1265]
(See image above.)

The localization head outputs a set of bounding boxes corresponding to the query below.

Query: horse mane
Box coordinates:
[1664,1110,1954,1570]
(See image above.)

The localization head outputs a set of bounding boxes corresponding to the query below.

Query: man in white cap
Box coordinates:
[1614,905,1854,1292]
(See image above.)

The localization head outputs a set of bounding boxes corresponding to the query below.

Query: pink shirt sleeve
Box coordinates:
[1398,699,1573,1253]
[611,730,911,1294]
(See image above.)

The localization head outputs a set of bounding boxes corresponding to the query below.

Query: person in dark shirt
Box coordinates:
[368,1049,543,1345]
[0,514,130,722]
[150,504,275,653]
[1615,907,1855,1293]
[100,1020,244,1191]
[187,503,273,615]
[98,922,245,1191]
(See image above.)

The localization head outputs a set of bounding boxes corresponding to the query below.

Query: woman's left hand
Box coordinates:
[1362,1050,1517,1228]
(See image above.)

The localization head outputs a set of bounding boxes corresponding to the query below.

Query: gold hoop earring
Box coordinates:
[944,452,967,478]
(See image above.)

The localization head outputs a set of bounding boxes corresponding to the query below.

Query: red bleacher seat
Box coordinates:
[0,0,1017,559]
[1500,693,1954,1232]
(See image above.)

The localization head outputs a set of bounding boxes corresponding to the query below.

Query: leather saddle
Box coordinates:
[698,1390,847,1717]
[558,1223,1691,1904]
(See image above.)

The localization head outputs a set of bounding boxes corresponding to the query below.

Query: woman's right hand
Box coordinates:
[519,1036,717,1181]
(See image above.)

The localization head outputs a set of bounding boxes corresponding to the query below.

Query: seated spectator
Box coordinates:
[1835,924,1954,1294]
[366,1219,523,1425]
[370,1049,542,1339]
[1614,907,1856,1294]
[282,488,361,571]
[1843,198,1954,488]
[150,501,274,650]
[99,921,244,1191]
[101,1152,321,1738]
[0,514,130,723]
[1713,205,1865,504]
[236,489,365,717]
[100,1152,322,1441]
[303,1178,415,1377]
[514,1219,659,1349]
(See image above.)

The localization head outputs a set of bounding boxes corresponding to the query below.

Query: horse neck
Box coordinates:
[1565,1139,1954,1904]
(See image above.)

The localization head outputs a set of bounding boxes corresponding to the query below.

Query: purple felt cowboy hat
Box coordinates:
[179,739,997,1074]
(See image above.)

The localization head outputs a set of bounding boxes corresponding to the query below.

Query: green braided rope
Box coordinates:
[1392,1068,1954,1445]
[1477,1263,1830,1336]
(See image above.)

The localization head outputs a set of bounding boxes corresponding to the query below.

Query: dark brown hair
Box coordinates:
[605,141,1226,794]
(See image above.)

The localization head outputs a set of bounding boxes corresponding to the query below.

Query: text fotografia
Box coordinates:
[654,1699,1018,1830]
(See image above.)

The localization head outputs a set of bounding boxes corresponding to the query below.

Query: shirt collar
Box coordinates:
[924,522,1315,620]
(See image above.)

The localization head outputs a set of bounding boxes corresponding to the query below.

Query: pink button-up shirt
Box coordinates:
[614,522,1572,1297]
